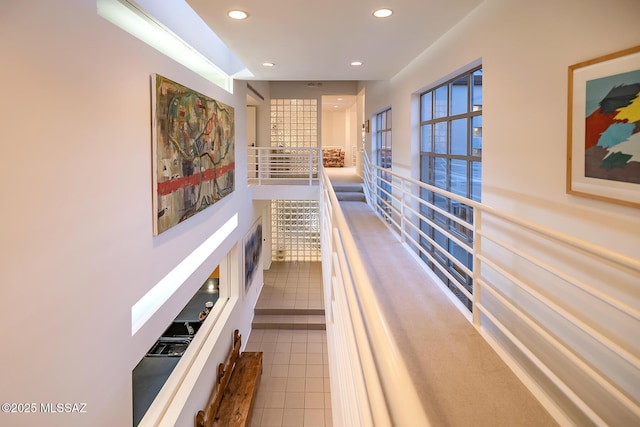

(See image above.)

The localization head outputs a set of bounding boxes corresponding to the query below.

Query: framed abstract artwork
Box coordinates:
[567,46,640,208]
[243,218,263,295]
[152,74,235,235]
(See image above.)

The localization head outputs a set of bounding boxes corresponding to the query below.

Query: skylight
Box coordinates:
[97,0,253,92]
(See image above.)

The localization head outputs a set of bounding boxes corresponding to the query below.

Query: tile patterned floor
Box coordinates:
[246,262,333,427]
[256,262,324,311]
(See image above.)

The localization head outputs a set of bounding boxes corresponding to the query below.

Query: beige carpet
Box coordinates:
[323,166,362,185]
[336,198,558,427]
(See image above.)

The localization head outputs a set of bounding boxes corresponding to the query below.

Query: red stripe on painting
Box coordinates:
[157,163,235,196]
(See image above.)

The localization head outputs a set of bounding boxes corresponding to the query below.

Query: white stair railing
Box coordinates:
[320,164,432,427]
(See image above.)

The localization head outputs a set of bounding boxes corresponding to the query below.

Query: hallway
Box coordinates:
[321,168,558,426]
[246,262,332,427]
[245,167,558,426]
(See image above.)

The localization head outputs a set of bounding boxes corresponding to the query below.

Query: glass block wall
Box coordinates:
[269,99,321,262]
[270,99,318,148]
[271,200,321,262]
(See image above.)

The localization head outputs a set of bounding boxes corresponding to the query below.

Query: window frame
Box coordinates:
[373,108,393,219]
[418,66,482,311]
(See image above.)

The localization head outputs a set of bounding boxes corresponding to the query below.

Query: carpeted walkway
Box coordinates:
[327,171,558,427]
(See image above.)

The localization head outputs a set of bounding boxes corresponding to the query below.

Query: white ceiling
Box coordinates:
[322,95,357,112]
[186,0,483,82]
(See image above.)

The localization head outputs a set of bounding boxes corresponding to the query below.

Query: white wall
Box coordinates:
[363,0,640,424]
[355,86,368,175]
[0,1,260,426]
[322,110,347,148]
[347,104,358,167]
[247,81,271,148]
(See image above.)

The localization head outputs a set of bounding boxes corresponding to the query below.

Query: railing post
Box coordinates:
[368,160,374,208]
[257,148,263,185]
[400,179,406,243]
[472,208,481,327]
[309,147,313,185]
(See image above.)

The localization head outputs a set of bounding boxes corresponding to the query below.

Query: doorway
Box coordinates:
[321,95,357,166]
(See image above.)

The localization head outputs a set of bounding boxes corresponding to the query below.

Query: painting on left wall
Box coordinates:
[152,74,235,235]
[244,218,263,295]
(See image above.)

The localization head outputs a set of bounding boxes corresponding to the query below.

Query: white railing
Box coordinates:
[247,146,321,185]
[249,146,427,424]
[361,151,640,426]
[320,164,431,427]
[362,154,477,315]
[248,147,640,425]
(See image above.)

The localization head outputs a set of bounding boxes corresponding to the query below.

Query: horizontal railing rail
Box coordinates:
[247,146,321,185]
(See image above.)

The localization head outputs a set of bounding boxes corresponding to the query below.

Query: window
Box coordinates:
[374,108,392,168]
[374,108,392,218]
[419,67,482,310]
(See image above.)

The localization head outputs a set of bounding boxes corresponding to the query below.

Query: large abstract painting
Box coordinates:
[567,46,640,208]
[244,218,263,295]
[152,74,235,234]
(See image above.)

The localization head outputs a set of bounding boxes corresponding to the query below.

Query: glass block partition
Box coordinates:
[269,99,320,262]
[271,200,321,262]
[270,99,318,148]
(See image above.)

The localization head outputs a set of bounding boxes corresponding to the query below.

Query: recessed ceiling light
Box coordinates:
[262,62,275,67]
[338,98,343,101]
[228,10,248,20]
[373,8,393,18]
[351,61,363,66]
